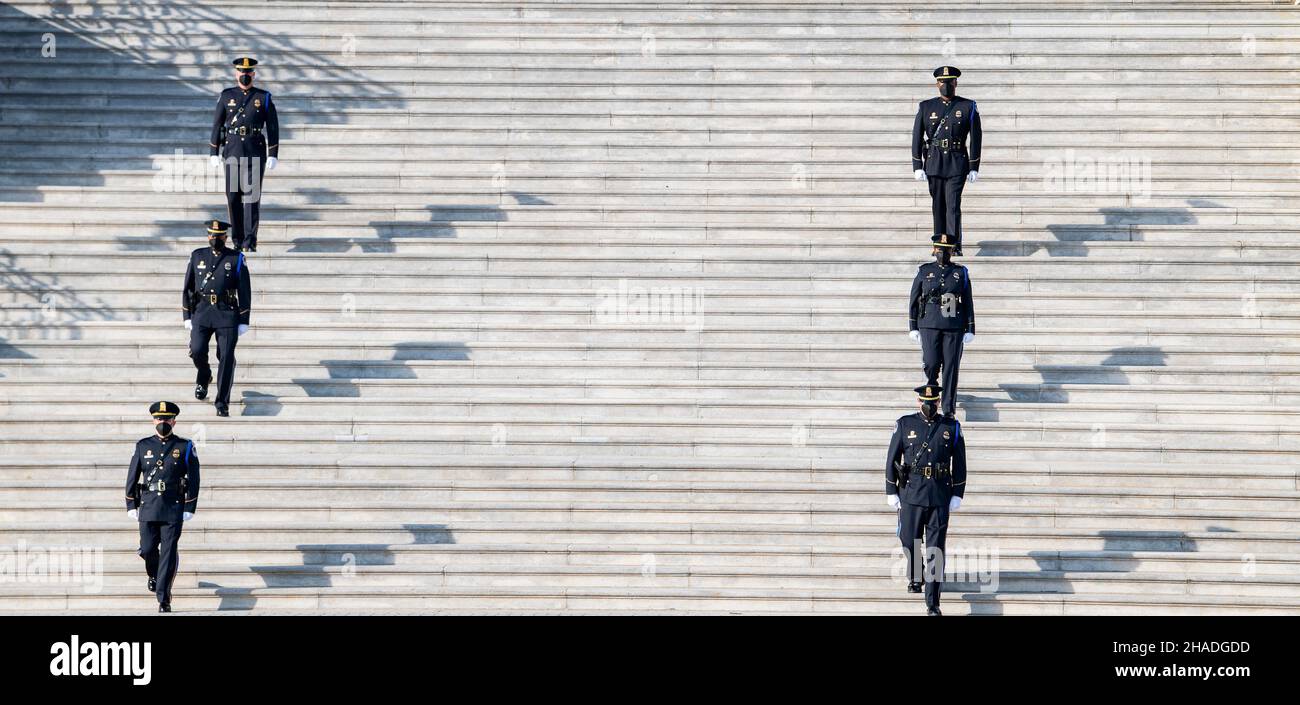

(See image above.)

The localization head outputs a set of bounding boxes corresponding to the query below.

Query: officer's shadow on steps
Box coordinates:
[959,346,1169,422]
[2,1,407,203]
[973,205,1201,258]
[196,524,453,611]
[292,342,472,398]
[0,249,117,349]
[238,391,283,417]
[957,530,1201,615]
[287,196,541,254]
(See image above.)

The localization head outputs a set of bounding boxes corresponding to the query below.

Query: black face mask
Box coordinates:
[921,402,937,419]
[156,421,173,436]
[209,237,226,250]
[934,248,950,265]
[939,82,955,98]
[238,73,253,87]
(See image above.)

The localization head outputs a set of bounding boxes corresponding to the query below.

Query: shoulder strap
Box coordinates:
[930,100,960,138]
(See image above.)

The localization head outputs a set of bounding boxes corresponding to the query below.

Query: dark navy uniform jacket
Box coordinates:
[885,412,967,508]
[183,246,251,328]
[911,95,981,178]
[125,434,200,523]
[209,86,279,159]
[909,261,974,333]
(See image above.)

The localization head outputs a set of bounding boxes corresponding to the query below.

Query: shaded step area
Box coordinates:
[2,0,1298,614]
[6,522,1291,554]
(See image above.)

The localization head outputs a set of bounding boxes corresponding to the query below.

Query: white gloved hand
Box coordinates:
[127,509,138,520]
[963,331,974,345]
[237,324,249,337]
[967,171,979,183]
[949,496,962,511]
[209,155,222,169]
[183,512,194,522]
[886,494,901,510]
[184,320,192,331]
[913,169,926,181]
[267,156,278,170]
[908,330,920,344]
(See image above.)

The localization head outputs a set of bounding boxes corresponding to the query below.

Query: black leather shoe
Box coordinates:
[159,603,171,613]
[195,383,208,400]
[148,578,156,593]
[247,245,257,253]
[954,248,964,257]
[907,582,923,594]
[926,606,942,616]
[215,406,229,417]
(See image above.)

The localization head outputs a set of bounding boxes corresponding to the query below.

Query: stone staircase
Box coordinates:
[1,0,1298,613]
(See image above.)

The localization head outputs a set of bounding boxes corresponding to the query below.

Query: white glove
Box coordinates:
[127,509,138,520]
[183,512,194,522]
[886,494,901,510]
[913,169,925,181]
[949,496,962,511]
[967,171,979,183]
[962,331,974,345]
[184,320,192,331]
[237,324,249,337]
[209,155,222,168]
[908,330,920,343]
[267,156,278,170]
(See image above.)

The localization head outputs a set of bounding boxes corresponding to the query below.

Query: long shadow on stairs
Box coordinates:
[198,523,454,611]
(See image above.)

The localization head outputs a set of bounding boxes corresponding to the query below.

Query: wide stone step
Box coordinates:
[3,396,1298,430]
[2,521,1293,554]
[0,456,1291,490]
[23,481,1300,512]
[4,360,1299,392]
[72,543,1300,576]
[3,586,1297,615]
[69,564,1300,598]
[3,344,1290,371]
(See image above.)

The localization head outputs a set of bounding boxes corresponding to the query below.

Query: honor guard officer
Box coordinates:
[183,220,251,416]
[125,402,200,612]
[209,57,279,252]
[908,234,974,418]
[885,385,967,616]
[911,66,981,256]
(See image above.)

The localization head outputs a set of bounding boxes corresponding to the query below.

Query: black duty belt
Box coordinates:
[229,125,263,137]
[929,138,964,151]
[201,291,237,306]
[147,480,167,492]
[909,465,950,480]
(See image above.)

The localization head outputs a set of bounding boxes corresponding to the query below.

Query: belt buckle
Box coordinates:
[923,467,933,479]
[209,293,218,304]
[239,125,247,136]
[940,139,948,149]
